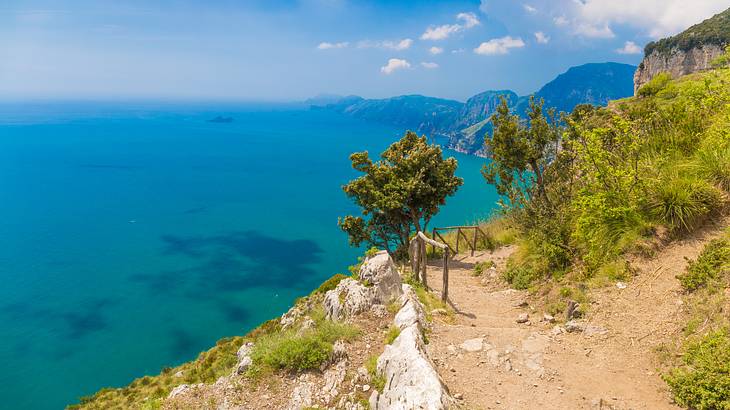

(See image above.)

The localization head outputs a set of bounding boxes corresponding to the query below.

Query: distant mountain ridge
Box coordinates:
[310,62,636,155]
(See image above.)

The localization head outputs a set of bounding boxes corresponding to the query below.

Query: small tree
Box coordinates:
[483,96,561,212]
[483,96,574,274]
[339,131,463,258]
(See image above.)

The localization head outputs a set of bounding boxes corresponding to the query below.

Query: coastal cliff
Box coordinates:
[634,7,730,93]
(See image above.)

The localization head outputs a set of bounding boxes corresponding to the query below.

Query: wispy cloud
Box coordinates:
[429,46,444,55]
[574,22,614,38]
[553,16,568,26]
[420,11,480,41]
[616,40,641,54]
[317,41,348,50]
[523,4,537,13]
[380,58,411,74]
[534,31,550,44]
[358,38,413,51]
[421,62,439,69]
[474,36,525,55]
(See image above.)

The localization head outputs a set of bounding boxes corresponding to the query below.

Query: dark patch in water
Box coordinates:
[216,300,250,322]
[169,328,203,358]
[183,206,208,214]
[1,298,117,343]
[133,231,323,297]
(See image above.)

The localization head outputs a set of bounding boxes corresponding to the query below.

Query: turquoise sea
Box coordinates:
[0,102,498,409]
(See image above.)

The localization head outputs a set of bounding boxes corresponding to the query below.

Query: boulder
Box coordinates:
[394,285,426,331]
[373,325,452,409]
[359,250,403,303]
[233,342,254,375]
[324,278,375,320]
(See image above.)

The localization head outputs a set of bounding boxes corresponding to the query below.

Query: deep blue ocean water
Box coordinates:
[0,102,498,409]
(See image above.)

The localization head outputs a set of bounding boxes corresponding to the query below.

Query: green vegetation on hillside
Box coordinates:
[663,232,730,409]
[645,7,730,55]
[485,63,730,292]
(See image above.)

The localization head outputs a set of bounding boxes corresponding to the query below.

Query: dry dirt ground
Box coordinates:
[424,218,729,410]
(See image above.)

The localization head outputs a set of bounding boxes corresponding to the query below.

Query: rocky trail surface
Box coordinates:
[423,219,729,410]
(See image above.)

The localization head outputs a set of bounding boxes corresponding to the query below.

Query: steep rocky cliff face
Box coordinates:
[634,44,724,93]
[634,7,730,94]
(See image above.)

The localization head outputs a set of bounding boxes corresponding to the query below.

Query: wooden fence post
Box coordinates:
[455,227,460,254]
[421,240,428,289]
[442,248,449,301]
[472,229,477,256]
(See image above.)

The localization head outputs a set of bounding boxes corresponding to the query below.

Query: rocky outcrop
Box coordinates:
[370,284,452,410]
[634,44,725,94]
[324,251,403,320]
[359,250,403,303]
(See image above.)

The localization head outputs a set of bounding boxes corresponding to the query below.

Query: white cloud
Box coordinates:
[357,38,413,50]
[523,4,537,13]
[421,11,480,40]
[380,58,411,74]
[534,31,550,44]
[451,48,466,54]
[553,15,568,26]
[457,12,481,28]
[616,40,642,54]
[474,36,526,55]
[429,46,444,55]
[421,62,439,69]
[317,42,348,50]
[421,24,462,40]
[574,22,615,38]
[544,0,728,39]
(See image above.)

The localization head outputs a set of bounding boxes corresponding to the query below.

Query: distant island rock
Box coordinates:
[207,116,234,123]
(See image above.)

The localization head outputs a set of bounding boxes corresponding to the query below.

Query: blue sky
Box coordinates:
[1,0,727,101]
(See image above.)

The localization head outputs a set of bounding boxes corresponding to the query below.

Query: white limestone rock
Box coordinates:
[358,250,403,303]
[373,325,452,409]
[394,284,426,331]
[324,278,375,320]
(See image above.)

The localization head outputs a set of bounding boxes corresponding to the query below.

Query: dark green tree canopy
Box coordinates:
[339,131,463,257]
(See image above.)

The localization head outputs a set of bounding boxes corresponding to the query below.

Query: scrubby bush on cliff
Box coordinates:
[339,131,463,259]
[485,66,730,289]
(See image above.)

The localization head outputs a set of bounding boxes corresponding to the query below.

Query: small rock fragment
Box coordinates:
[516,313,529,323]
[616,282,627,289]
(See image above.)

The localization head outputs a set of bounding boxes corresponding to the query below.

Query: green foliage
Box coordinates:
[313,273,348,295]
[677,236,730,292]
[472,260,495,276]
[638,72,672,97]
[365,355,386,393]
[647,176,722,232]
[339,131,463,258]
[644,8,730,55]
[384,325,401,344]
[248,311,359,373]
[711,45,730,68]
[696,145,730,192]
[664,328,730,410]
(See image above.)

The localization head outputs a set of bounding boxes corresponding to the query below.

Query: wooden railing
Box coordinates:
[432,225,489,256]
[409,231,450,301]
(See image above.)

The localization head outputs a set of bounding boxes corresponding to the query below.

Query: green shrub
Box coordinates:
[664,328,730,410]
[248,314,359,374]
[258,334,332,371]
[313,273,348,295]
[648,177,722,232]
[502,265,541,290]
[697,145,730,192]
[638,72,672,97]
[678,237,730,292]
